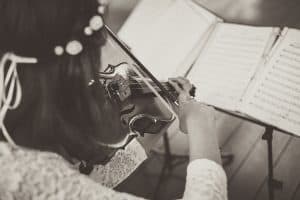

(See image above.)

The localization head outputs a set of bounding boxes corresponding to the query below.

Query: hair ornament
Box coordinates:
[84,27,93,36]
[66,40,83,55]
[89,15,104,31]
[0,0,107,145]
[54,46,64,56]
[0,53,37,146]
[97,6,106,14]
[54,0,106,56]
[97,0,108,14]
[88,79,95,86]
[98,0,109,5]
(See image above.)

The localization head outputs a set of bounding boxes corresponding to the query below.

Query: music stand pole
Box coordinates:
[262,126,283,200]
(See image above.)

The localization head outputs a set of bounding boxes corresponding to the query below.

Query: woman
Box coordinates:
[0,0,227,199]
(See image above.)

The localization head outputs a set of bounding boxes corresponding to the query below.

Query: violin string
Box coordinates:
[129,87,174,91]
[129,85,175,91]
[108,79,175,91]
[128,64,178,118]
[127,81,173,89]
[125,86,175,92]
[128,83,172,88]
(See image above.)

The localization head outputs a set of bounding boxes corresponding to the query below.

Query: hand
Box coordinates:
[169,77,220,163]
[168,77,194,105]
[168,77,216,133]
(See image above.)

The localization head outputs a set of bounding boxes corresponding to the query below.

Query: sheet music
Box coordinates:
[119,0,218,80]
[187,23,278,111]
[242,28,300,135]
[118,0,174,43]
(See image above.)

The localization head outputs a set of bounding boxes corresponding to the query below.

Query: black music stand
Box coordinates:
[213,106,300,200]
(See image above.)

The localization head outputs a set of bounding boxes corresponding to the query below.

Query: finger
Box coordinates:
[182,82,193,93]
[178,95,196,105]
[174,77,193,92]
[168,78,183,87]
[175,77,189,85]
[170,77,187,88]
[169,78,184,89]
[168,80,184,93]
[177,76,190,84]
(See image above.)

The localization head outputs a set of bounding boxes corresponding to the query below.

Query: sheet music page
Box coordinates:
[118,0,174,44]
[119,0,219,80]
[187,23,279,111]
[242,28,300,135]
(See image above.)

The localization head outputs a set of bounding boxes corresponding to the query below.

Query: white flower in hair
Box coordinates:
[52,2,104,56]
[98,6,106,14]
[89,15,103,31]
[98,0,109,5]
[66,40,83,55]
[54,46,64,56]
[84,27,93,36]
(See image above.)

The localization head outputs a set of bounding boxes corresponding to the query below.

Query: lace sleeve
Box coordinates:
[85,139,148,188]
[183,159,228,200]
[0,142,227,200]
[0,142,145,200]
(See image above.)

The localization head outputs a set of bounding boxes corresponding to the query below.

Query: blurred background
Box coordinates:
[106,0,139,32]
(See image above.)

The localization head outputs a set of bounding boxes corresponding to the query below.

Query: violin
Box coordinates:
[79,25,196,174]
[98,62,195,102]
[97,62,196,137]
[80,62,183,174]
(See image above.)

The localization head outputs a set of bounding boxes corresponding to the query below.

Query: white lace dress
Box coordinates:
[0,141,227,200]
[76,139,148,188]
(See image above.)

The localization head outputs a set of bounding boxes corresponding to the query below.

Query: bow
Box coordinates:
[0,53,37,146]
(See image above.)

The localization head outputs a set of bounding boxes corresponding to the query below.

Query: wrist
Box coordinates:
[188,133,221,164]
[185,116,208,133]
[185,120,221,164]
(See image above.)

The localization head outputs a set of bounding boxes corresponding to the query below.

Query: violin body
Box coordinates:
[80,26,199,173]
[98,62,176,138]
[96,25,197,139]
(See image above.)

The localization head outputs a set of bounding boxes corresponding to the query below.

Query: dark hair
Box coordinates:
[0,0,125,163]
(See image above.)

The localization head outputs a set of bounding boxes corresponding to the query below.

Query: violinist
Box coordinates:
[0,0,227,199]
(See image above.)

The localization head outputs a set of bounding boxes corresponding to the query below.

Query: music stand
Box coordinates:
[105,25,297,200]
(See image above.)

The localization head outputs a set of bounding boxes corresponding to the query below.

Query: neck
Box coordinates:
[129,79,178,98]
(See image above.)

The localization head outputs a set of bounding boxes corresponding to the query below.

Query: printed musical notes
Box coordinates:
[188,23,278,111]
[243,28,300,135]
[119,0,300,135]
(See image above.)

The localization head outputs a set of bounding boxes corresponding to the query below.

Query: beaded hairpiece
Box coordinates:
[54,0,107,56]
[0,0,108,146]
